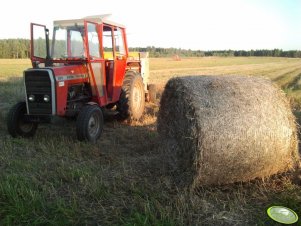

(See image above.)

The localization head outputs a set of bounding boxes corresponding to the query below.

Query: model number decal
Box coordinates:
[58,81,65,87]
[56,74,86,81]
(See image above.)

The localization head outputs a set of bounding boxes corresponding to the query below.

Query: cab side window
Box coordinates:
[114,27,126,57]
[87,23,100,58]
[103,26,114,59]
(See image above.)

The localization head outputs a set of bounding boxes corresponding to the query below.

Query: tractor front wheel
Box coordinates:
[7,102,38,138]
[76,105,104,143]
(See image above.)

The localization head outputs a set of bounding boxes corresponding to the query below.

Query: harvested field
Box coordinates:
[0,57,301,225]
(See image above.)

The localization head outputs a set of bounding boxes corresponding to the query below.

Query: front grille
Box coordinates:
[24,69,54,115]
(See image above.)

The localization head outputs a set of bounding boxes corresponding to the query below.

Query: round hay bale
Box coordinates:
[158,76,299,187]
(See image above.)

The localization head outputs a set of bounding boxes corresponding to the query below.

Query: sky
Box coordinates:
[1,0,300,50]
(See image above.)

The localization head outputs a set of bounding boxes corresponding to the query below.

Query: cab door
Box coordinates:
[30,23,50,67]
[102,25,128,102]
[84,21,106,105]
[112,27,128,101]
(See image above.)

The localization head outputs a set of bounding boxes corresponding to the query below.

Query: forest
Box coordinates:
[0,39,301,59]
[131,46,301,58]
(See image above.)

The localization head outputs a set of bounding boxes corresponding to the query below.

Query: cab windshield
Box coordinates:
[51,26,85,59]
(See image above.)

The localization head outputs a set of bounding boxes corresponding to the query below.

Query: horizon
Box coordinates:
[1,0,300,51]
[1,38,301,52]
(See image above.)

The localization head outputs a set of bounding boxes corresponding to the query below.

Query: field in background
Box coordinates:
[0,57,301,225]
[150,57,300,88]
[149,57,301,114]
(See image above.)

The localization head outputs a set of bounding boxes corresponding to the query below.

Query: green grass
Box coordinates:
[0,57,301,225]
[0,174,79,225]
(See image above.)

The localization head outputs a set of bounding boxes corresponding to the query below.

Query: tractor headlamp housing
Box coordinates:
[43,95,50,102]
[28,95,35,102]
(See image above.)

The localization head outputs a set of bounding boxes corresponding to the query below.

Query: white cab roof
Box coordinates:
[53,15,125,28]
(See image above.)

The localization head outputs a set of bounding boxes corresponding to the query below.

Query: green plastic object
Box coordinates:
[267,206,298,224]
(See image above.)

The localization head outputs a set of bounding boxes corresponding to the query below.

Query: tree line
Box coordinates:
[0,39,30,59]
[0,39,301,59]
[130,46,301,58]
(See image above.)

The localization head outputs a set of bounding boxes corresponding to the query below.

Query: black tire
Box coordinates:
[117,71,145,120]
[76,105,104,142]
[7,102,38,138]
[147,84,157,103]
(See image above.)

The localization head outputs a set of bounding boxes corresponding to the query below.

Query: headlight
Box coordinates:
[43,95,50,102]
[28,95,35,102]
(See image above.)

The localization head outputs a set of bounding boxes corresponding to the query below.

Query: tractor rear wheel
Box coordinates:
[117,71,145,120]
[76,105,104,142]
[7,101,38,138]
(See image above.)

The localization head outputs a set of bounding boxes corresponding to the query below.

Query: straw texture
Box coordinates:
[158,76,299,187]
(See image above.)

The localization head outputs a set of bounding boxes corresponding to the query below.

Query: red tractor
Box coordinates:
[7,15,154,142]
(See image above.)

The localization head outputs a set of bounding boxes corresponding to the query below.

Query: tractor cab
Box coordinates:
[30,16,129,107]
[31,16,128,63]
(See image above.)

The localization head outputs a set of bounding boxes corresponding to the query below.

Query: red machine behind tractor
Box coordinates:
[7,15,155,142]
